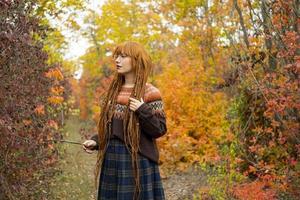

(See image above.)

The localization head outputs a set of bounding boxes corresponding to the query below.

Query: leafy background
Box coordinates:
[0,0,299,199]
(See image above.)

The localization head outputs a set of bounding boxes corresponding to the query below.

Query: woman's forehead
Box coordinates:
[114,44,131,55]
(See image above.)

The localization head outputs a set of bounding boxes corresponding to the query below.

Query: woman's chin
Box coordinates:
[117,70,131,75]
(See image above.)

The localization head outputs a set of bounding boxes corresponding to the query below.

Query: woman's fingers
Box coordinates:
[129,103,138,111]
[129,97,138,102]
[85,149,94,154]
[83,145,94,154]
[128,105,134,111]
[128,98,136,111]
[83,140,96,147]
[129,97,144,111]
[82,140,96,153]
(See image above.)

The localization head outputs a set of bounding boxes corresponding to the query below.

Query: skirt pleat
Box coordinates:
[97,138,165,200]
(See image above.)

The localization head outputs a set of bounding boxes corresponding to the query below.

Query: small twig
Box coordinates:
[9,133,84,146]
[45,139,83,145]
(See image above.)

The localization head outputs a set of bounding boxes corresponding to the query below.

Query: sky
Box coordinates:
[62,0,105,60]
[49,0,106,79]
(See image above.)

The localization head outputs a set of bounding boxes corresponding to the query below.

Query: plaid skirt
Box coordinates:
[97,138,165,200]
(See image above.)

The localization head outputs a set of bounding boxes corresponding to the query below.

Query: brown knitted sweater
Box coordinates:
[90,83,167,164]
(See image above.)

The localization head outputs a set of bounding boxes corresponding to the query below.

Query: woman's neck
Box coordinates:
[123,72,135,87]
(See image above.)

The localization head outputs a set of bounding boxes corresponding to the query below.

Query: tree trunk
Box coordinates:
[261,0,277,71]
[233,0,250,49]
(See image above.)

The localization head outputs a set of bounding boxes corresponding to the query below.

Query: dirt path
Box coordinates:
[162,164,207,200]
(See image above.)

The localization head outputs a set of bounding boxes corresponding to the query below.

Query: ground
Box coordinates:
[162,164,207,200]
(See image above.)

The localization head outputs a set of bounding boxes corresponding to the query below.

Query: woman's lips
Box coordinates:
[117,65,121,69]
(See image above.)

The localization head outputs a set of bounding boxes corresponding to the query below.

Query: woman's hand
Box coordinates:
[129,97,144,112]
[82,140,97,154]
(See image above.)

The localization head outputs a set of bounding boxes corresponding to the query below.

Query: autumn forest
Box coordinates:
[0,0,299,199]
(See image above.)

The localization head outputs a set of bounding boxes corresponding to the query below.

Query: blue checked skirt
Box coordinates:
[97,138,165,200]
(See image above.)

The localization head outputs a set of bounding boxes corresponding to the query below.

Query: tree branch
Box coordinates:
[233,0,250,48]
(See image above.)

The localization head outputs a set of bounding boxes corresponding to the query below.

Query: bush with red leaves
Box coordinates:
[0,1,70,199]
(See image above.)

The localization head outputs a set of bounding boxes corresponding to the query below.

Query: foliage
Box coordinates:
[156,52,230,173]
[231,179,277,200]
[0,0,82,199]
[227,0,299,198]
[6,0,295,199]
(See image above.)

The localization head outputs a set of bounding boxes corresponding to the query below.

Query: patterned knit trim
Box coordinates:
[148,100,165,118]
[112,100,165,120]
[113,104,127,120]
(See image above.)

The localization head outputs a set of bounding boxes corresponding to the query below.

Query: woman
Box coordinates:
[82,41,167,200]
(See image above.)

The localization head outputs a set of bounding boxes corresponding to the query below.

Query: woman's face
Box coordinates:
[115,54,133,74]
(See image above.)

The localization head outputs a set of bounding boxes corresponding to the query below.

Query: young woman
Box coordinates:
[82,41,167,200]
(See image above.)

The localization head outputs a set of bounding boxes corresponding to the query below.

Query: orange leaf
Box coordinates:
[34,104,45,115]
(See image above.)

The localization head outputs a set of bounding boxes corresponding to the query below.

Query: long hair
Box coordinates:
[94,41,153,199]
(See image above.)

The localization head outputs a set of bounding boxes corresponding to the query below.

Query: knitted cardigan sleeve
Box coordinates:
[135,85,167,139]
[90,134,99,150]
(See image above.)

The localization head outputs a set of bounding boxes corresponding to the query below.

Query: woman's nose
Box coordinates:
[115,55,121,62]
